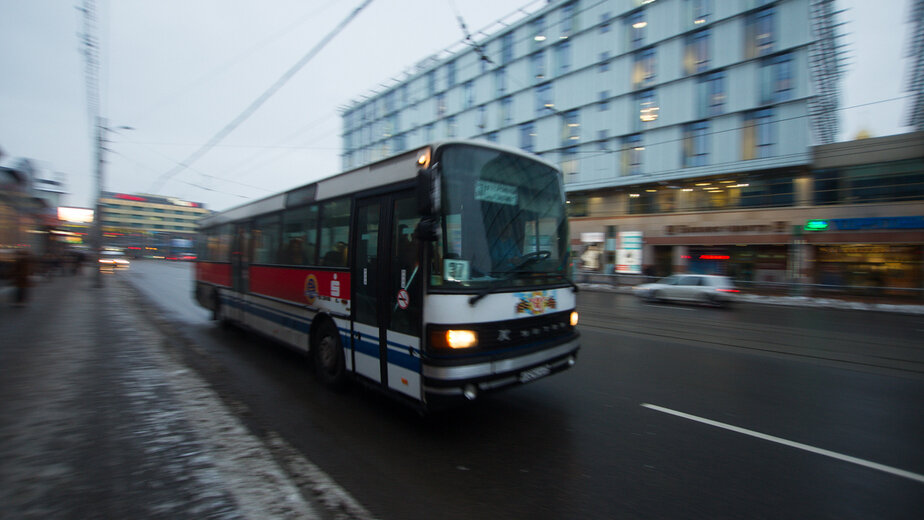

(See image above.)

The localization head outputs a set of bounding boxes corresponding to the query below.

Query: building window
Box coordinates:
[627,10,646,50]
[561,146,579,176]
[425,123,434,142]
[486,131,499,143]
[427,70,436,96]
[463,80,475,109]
[495,67,507,96]
[435,93,446,118]
[477,105,487,129]
[531,16,546,51]
[501,32,514,64]
[561,109,580,145]
[687,0,711,27]
[759,52,794,105]
[697,70,726,118]
[536,83,554,115]
[635,89,659,130]
[447,60,457,89]
[684,29,710,75]
[519,122,536,152]
[745,7,775,58]
[598,52,610,72]
[622,134,643,176]
[560,1,577,39]
[555,40,571,75]
[597,130,609,151]
[531,50,547,81]
[682,121,709,167]
[742,108,774,160]
[446,116,457,138]
[500,96,513,126]
[599,90,609,111]
[632,48,656,89]
[600,12,611,33]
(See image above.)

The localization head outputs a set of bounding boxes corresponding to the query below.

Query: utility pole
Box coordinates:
[80,0,103,287]
[94,117,105,288]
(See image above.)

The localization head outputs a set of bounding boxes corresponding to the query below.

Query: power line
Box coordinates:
[148,0,374,194]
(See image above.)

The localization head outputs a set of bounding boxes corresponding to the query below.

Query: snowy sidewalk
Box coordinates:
[0,273,325,519]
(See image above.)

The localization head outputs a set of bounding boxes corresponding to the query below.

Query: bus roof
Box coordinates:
[198,139,559,229]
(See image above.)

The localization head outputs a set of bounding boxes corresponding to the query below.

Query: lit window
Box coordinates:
[742,108,774,160]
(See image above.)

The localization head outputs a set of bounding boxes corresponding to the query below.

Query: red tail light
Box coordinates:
[717,289,740,293]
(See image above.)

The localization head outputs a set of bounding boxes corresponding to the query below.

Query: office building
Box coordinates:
[341,0,923,290]
[98,192,211,256]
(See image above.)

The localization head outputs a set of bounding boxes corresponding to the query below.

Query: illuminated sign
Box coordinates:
[58,207,94,223]
[699,255,730,260]
[114,193,147,202]
[804,219,830,231]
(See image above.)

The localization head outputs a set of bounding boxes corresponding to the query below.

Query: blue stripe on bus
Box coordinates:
[222,294,420,373]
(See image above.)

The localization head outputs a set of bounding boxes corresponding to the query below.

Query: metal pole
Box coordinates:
[94,117,105,288]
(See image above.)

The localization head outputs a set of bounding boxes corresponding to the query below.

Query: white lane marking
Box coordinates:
[641,403,924,485]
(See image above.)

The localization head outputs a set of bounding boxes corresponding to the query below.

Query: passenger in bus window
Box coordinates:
[323,241,347,267]
[286,238,305,265]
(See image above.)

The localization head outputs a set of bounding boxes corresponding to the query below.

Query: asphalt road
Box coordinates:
[124,260,924,520]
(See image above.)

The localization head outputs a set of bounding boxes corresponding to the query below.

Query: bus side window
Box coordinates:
[281,205,318,265]
[319,199,351,267]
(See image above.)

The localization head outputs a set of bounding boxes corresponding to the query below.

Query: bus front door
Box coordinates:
[352,192,422,399]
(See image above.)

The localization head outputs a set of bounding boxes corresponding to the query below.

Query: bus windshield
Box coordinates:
[436,144,570,290]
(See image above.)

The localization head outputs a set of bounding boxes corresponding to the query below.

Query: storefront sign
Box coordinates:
[665,221,788,235]
[581,232,605,243]
[818,216,924,231]
[616,231,643,274]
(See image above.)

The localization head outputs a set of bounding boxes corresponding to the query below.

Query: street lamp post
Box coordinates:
[93,117,133,288]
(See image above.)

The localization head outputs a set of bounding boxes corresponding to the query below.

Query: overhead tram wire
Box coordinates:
[148,0,375,194]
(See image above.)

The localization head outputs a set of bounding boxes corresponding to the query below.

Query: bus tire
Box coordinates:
[313,320,346,389]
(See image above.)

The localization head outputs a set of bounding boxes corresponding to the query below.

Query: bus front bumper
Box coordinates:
[421,335,580,405]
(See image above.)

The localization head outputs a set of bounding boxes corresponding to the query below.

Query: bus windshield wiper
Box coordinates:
[467,270,531,306]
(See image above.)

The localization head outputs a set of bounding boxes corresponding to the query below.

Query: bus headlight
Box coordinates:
[570,311,579,327]
[446,330,478,349]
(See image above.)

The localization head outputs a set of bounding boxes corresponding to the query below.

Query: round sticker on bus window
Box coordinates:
[396,289,409,310]
[304,274,318,305]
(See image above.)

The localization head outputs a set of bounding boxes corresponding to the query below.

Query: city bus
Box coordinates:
[194,140,580,409]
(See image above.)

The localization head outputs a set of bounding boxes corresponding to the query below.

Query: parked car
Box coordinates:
[98,250,130,270]
[633,274,739,306]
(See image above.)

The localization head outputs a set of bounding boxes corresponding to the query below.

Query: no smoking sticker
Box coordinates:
[396,289,410,310]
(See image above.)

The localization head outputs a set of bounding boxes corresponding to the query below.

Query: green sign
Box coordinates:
[804,219,830,231]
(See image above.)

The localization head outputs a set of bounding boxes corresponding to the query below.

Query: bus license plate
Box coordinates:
[519,365,551,383]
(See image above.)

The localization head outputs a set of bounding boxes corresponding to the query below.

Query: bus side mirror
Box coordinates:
[416,167,440,216]
[414,216,440,242]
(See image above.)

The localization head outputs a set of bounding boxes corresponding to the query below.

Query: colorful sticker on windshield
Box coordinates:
[515,290,557,315]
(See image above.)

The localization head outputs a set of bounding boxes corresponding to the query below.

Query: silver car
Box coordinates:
[633,274,740,306]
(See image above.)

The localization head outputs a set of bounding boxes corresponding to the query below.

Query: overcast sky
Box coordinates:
[0,0,915,212]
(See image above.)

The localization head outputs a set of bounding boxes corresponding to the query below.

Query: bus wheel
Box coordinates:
[313,321,346,389]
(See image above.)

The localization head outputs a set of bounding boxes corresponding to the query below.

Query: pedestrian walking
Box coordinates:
[12,250,33,306]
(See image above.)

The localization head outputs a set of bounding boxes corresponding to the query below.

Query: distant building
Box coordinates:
[98,192,211,256]
[907,0,924,131]
[339,0,923,292]
[342,0,845,181]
